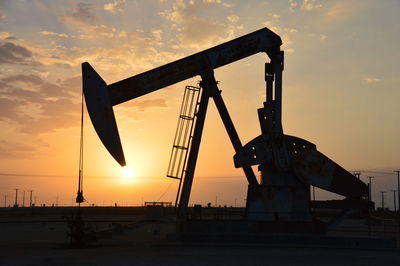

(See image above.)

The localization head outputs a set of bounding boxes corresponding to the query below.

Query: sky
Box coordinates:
[0,0,399,208]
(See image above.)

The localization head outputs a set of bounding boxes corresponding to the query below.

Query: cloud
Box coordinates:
[301,0,322,11]
[0,32,11,39]
[19,106,79,135]
[160,0,237,49]
[0,98,30,123]
[2,39,77,68]
[123,99,167,111]
[0,72,81,135]
[78,24,118,40]
[151,29,163,42]
[59,75,81,89]
[104,0,126,14]
[289,0,298,10]
[227,15,239,23]
[319,34,327,41]
[39,81,72,98]
[306,33,328,41]
[324,2,365,22]
[1,74,44,85]
[0,140,36,159]
[62,3,95,24]
[0,74,72,100]
[0,42,41,65]
[364,77,381,84]
[271,13,280,20]
[40,31,69,38]
[53,24,183,74]
[289,0,322,12]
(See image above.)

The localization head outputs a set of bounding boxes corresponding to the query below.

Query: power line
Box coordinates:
[357,170,395,176]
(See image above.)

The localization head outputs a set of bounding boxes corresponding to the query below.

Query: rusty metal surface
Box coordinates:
[82,62,126,166]
[293,149,368,198]
[108,28,282,106]
[234,135,316,168]
[293,149,335,188]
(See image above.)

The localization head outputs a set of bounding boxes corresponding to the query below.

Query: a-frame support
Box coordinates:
[177,71,257,224]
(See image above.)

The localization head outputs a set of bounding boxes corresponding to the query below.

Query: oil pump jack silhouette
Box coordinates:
[82,27,371,233]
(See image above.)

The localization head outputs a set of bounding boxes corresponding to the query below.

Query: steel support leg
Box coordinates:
[205,74,258,185]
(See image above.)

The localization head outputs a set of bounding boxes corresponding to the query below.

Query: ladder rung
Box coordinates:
[173,145,188,150]
[185,86,200,92]
[167,175,181,180]
[179,115,194,120]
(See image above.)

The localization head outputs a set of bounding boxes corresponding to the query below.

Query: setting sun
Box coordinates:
[122,167,135,179]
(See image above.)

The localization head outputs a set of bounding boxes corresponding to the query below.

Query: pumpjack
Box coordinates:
[82,27,372,234]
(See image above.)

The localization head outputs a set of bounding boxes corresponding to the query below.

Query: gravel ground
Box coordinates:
[1,209,399,266]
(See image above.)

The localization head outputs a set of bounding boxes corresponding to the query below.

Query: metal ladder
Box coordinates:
[167,85,201,206]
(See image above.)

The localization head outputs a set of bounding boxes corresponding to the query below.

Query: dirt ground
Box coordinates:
[1,208,399,266]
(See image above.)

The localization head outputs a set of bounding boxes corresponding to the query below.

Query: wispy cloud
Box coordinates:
[319,34,327,41]
[364,77,381,84]
[122,99,167,111]
[40,31,69,38]
[301,0,322,11]
[0,41,41,65]
[151,29,162,40]
[0,72,79,135]
[160,0,237,49]
[62,2,96,24]
[0,140,36,159]
[104,0,126,14]
[325,2,367,23]
[289,0,322,12]
[0,97,30,123]
[0,70,169,137]
[227,15,239,23]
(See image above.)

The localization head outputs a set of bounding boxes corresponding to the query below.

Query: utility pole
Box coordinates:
[392,190,397,212]
[28,190,33,207]
[394,170,400,234]
[380,191,386,210]
[4,195,7,207]
[14,188,19,207]
[367,176,374,202]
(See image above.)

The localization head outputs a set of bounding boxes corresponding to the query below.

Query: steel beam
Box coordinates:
[107,28,281,106]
